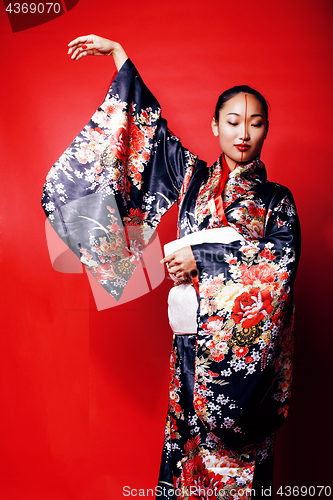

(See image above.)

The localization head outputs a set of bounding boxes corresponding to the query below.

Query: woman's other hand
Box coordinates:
[67,34,128,71]
[161,246,197,279]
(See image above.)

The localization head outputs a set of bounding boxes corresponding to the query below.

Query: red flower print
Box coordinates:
[181,455,206,487]
[211,352,225,362]
[189,470,225,500]
[94,163,103,173]
[128,207,148,221]
[235,347,249,358]
[203,283,218,299]
[207,338,227,362]
[202,316,224,332]
[226,478,235,485]
[104,102,123,115]
[129,122,145,152]
[184,435,201,453]
[278,404,289,418]
[169,415,178,439]
[92,263,114,281]
[231,287,273,328]
[109,126,128,162]
[247,201,265,218]
[260,249,275,261]
[279,271,289,280]
[174,403,181,413]
[193,394,208,411]
[246,356,254,363]
[241,262,276,285]
[110,223,120,232]
[183,172,191,190]
[147,126,155,139]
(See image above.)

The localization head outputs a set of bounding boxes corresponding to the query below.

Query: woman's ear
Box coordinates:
[211,117,219,137]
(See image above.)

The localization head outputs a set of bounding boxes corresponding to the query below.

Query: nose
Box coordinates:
[239,122,250,142]
[240,94,250,142]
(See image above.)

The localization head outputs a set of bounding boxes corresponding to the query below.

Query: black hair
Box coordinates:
[214,85,269,131]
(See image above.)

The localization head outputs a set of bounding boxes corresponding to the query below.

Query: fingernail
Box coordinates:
[82,45,87,50]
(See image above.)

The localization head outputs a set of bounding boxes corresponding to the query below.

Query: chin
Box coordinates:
[234,155,252,165]
[238,152,260,164]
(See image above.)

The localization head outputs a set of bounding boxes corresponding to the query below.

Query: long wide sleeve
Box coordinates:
[42,59,202,300]
[190,184,301,447]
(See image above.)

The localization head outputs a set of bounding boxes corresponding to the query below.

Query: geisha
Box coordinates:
[42,34,301,499]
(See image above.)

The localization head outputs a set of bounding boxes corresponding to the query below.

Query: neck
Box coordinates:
[222,153,259,173]
[224,156,237,172]
[222,153,242,173]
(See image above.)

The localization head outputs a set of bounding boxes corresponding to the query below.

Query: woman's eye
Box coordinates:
[227,121,238,126]
[252,122,263,128]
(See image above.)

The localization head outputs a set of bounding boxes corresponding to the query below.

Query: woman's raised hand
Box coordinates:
[67,34,128,71]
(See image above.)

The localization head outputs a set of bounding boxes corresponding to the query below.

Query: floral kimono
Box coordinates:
[42,59,301,499]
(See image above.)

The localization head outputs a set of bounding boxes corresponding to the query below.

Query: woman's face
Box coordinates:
[212,93,267,171]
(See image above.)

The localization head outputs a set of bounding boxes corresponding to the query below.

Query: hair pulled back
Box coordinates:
[214,85,269,130]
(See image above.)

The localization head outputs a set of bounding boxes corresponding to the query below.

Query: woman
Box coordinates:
[43,35,301,499]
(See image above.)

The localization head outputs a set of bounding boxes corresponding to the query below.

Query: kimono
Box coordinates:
[42,59,301,499]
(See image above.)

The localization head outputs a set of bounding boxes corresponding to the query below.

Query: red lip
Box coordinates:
[235,144,250,152]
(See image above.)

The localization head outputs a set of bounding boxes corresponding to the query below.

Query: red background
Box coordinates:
[0,0,333,498]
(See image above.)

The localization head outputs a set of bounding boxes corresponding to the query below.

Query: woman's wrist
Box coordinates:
[109,42,128,71]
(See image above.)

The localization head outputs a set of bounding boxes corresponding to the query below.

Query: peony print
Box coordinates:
[231,287,273,329]
[241,262,277,285]
[215,283,245,311]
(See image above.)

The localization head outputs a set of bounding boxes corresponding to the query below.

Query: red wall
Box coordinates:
[0,0,332,498]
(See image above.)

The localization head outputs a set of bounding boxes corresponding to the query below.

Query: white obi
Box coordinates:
[164,227,244,334]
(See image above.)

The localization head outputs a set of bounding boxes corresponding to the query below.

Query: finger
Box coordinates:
[68,38,96,60]
[74,51,88,61]
[68,35,92,47]
[160,253,175,265]
[70,46,83,60]
[71,46,91,60]
[168,263,183,275]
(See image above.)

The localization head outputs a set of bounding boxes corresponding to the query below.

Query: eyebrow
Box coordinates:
[227,112,263,118]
